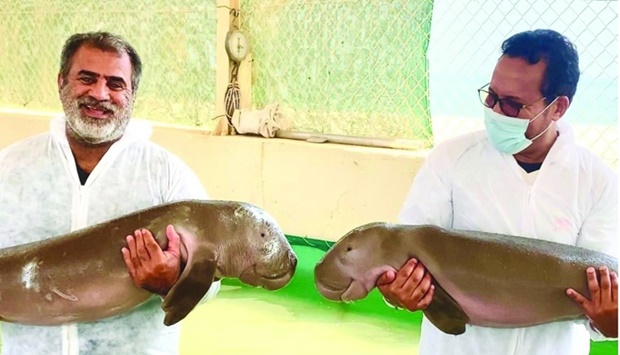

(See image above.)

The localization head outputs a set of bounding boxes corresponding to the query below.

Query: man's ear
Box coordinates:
[57,73,64,92]
[551,96,570,121]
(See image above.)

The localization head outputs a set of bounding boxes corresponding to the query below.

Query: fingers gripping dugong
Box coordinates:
[314,222,617,335]
[0,199,297,326]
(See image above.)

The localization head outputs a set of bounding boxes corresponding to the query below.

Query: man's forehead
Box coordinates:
[69,45,132,82]
[490,56,546,100]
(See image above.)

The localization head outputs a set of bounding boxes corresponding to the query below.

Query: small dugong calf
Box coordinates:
[0,199,297,326]
[314,222,617,335]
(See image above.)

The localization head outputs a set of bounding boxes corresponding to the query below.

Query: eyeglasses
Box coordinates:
[478,83,547,117]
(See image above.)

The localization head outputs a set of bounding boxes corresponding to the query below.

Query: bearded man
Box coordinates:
[0,31,220,355]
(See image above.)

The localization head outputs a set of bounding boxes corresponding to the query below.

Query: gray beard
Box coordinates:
[60,85,132,145]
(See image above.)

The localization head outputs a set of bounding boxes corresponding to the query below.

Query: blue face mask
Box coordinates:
[483,98,557,155]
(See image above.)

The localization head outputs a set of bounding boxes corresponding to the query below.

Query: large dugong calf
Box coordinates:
[314,222,617,335]
[0,199,297,326]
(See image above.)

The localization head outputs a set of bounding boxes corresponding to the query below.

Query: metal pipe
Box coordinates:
[274,130,429,151]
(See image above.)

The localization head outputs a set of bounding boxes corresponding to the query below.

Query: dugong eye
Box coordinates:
[261,233,265,238]
[346,246,352,252]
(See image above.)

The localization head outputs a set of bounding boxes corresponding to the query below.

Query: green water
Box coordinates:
[180,243,423,354]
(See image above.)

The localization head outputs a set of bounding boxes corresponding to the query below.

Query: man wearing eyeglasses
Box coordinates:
[377,29,618,355]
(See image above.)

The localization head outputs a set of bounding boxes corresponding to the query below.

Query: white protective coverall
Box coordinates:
[398,121,618,355]
[0,116,221,355]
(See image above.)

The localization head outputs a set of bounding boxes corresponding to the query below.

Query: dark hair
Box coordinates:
[501,29,580,103]
[59,31,142,93]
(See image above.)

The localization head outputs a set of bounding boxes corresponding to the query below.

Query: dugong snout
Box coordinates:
[313,257,357,301]
[240,248,298,290]
[314,278,349,301]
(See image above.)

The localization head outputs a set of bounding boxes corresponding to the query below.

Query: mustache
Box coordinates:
[76,96,117,114]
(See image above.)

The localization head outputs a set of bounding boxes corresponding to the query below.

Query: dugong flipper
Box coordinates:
[162,247,217,326]
[423,283,469,335]
[314,222,617,335]
[0,199,297,326]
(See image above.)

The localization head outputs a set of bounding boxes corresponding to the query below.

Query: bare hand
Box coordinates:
[122,225,183,296]
[566,266,618,338]
[376,258,434,312]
